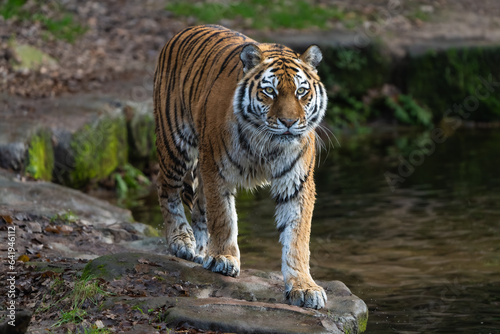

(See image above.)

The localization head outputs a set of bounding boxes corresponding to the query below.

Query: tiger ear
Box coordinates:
[300,45,323,68]
[240,44,262,73]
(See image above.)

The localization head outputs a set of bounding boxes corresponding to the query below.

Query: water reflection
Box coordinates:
[132,128,500,333]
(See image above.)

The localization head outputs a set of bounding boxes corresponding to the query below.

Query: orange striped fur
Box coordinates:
[154,25,327,309]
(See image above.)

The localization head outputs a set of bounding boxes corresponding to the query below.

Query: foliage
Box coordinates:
[50,209,79,223]
[114,163,152,200]
[326,92,369,130]
[318,45,390,97]
[384,94,433,127]
[406,46,500,121]
[50,275,111,329]
[26,131,54,181]
[165,0,354,30]
[0,0,86,43]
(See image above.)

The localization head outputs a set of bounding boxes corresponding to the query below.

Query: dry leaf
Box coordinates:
[18,254,30,262]
[45,225,60,234]
[1,215,13,224]
[59,225,73,234]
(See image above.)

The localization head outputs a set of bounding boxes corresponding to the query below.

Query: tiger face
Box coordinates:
[233,44,327,145]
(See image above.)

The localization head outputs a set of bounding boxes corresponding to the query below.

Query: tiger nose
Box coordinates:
[278,118,298,128]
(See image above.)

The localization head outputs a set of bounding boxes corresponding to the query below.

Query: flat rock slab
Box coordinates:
[0,168,131,226]
[86,252,368,333]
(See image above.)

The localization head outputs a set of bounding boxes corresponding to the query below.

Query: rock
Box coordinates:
[26,222,42,233]
[9,40,58,73]
[85,252,368,333]
[0,168,132,226]
[0,93,155,187]
[123,101,156,166]
[0,309,31,334]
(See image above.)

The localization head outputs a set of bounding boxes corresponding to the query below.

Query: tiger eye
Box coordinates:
[264,87,275,95]
[297,87,306,95]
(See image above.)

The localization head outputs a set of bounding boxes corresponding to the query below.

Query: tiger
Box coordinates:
[153,25,328,309]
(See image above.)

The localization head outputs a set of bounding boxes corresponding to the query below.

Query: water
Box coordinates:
[132,128,500,333]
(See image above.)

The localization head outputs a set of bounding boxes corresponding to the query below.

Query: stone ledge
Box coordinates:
[0,94,155,187]
[85,252,368,334]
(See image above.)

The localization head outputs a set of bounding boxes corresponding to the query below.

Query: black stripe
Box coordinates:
[221,137,244,176]
[274,183,304,204]
[209,140,227,181]
[237,124,253,155]
[274,148,314,204]
[277,222,287,234]
[272,146,307,179]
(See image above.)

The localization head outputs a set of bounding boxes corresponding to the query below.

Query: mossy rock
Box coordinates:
[124,101,157,166]
[9,40,58,72]
[25,130,54,181]
[70,115,128,187]
[53,103,129,188]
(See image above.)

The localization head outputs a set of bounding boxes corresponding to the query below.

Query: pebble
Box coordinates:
[27,221,42,233]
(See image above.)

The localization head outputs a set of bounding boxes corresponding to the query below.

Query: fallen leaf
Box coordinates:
[40,270,60,279]
[59,225,73,234]
[1,215,13,224]
[95,320,104,329]
[18,254,30,262]
[134,263,149,274]
[45,225,60,234]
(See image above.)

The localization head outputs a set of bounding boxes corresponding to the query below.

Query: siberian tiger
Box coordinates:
[153,25,328,309]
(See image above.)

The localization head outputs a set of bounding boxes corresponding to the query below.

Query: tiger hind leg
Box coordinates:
[157,167,196,261]
[189,166,208,263]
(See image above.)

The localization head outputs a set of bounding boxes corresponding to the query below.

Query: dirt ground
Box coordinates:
[1,0,500,98]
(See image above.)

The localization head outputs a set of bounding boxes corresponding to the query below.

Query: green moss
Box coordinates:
[142,224,160,237]
[358,311,368,332]
[127,105,157,164]
[406,46,500,121]
[26,131,54,181]
[82,253,142,281]
[69,115,128,188]
[25,261,65,273]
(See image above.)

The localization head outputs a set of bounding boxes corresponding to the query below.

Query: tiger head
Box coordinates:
[233,43,327,144]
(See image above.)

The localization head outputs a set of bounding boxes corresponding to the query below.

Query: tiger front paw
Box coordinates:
[286,281,327,309]
[203,254,240,277]
[168,233,196,262]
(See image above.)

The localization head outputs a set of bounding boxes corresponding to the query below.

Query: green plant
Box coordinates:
[385,94,433,127]
[0,0,87,43]
[26,131,54,181]
[50,210,78,223]
[406,46,500,121]
[72,276,110,308]
[336,48,367,71]
[166,0,350,30]
[0,0,25,19]
[35,13,87,43]
[52,308,87,328]
[131,305,145,314]
[114,163,151,199]
[50,275,111,329]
